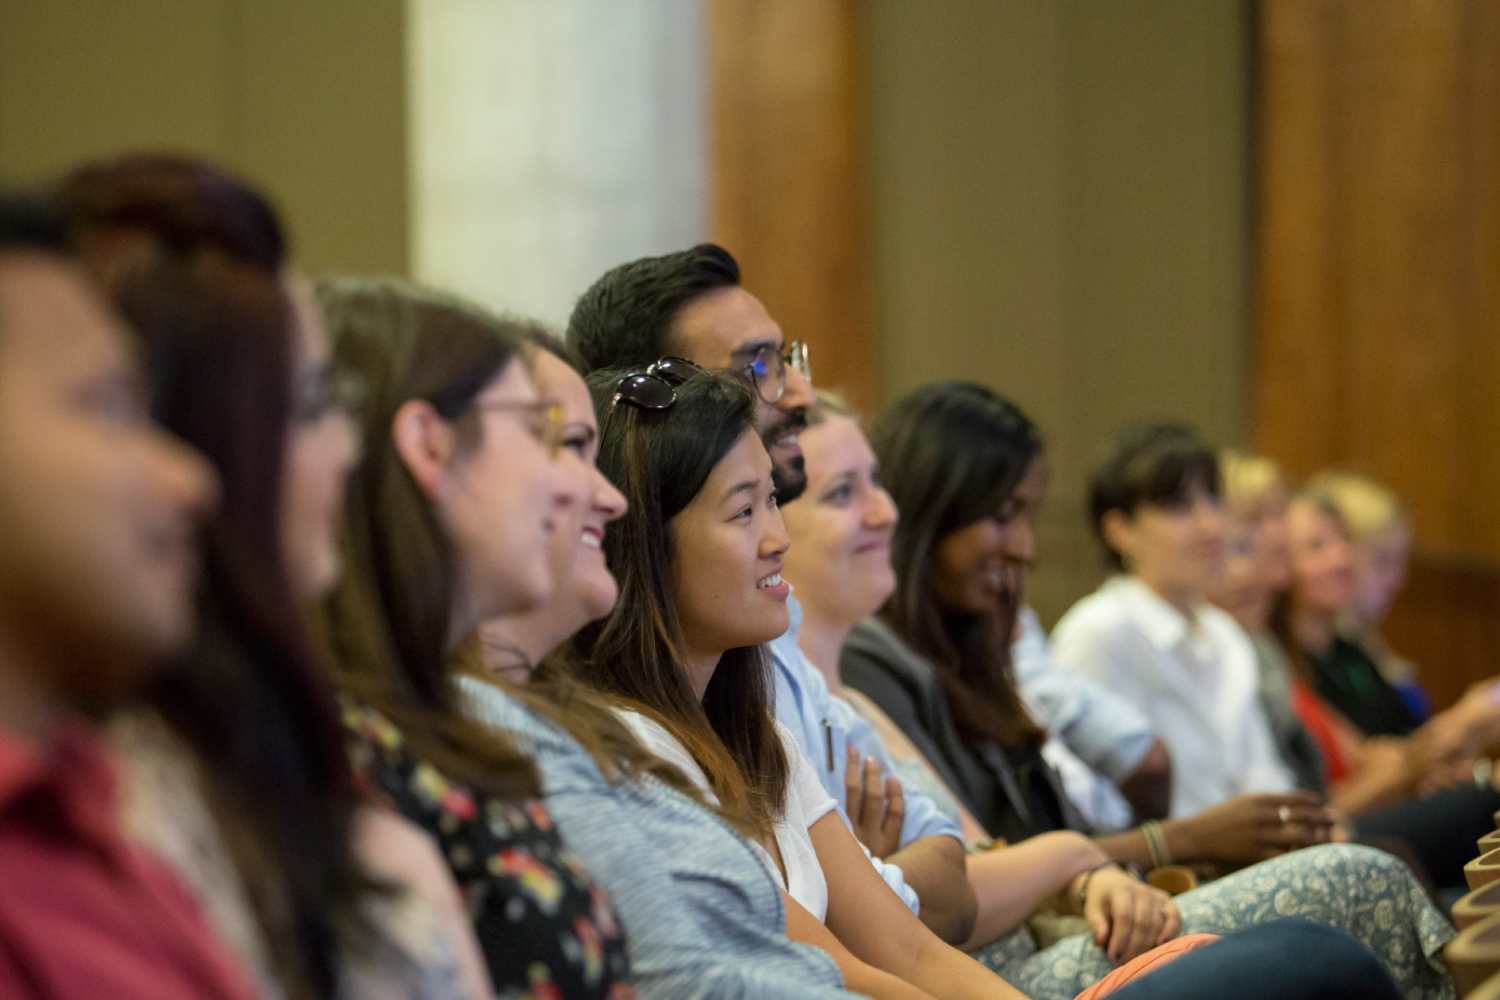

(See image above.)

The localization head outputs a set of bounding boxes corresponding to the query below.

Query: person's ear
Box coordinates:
[1101,509,1137,567]
[392,399,458,501]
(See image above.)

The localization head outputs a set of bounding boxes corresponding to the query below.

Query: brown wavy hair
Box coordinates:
[562,367,788,839]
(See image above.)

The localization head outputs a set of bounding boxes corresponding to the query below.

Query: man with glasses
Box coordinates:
[568,245,977,945]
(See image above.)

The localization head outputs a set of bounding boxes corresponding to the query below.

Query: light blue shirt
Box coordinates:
[769,596,963,913]
[1013,604,1157,785]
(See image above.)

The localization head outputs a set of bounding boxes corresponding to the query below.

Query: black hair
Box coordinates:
[1088,421,1221,570]
[0,192,72,257]
[567,366,788,839]
[565,243,741,373]
[872,381,1047,749]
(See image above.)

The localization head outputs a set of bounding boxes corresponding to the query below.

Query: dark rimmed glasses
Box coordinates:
[612,356,708,411]
[738,340,810,405]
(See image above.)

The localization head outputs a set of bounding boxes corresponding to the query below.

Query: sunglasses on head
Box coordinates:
[612,356,708,411]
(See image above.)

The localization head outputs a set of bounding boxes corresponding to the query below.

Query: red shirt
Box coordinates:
[0,723,256,999]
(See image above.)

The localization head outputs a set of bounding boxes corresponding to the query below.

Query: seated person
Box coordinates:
[1307,470,1429,719]
[1050,422,1297,818]
[0,192,249,998]
[841,382,1455,999]
[319,279,851,997]
[1209,451,1325,796]
[57,153,489,998]
[565,362,1016,998]
[1276,488,1500,889]
[566,244,972,939]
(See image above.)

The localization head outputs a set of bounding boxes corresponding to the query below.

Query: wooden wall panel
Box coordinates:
[708,0,875,411]
[1256,0,1500,708]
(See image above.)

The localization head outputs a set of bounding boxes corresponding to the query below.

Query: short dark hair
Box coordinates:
[565,243,740,372]
[0,192,72,258]
[1088,421,1221,570]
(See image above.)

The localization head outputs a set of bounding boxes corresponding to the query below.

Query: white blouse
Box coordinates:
[617,710,838,921]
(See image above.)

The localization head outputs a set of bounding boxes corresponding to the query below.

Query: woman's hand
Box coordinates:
[1074,865,1180,963]
[1177,792,1334,865]
[845,746,905,859]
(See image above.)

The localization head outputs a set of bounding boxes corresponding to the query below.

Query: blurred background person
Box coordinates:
[0,191,243,998]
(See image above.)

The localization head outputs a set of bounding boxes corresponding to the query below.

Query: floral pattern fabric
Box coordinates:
[343,701,635,999]
[975,843,1455,1000]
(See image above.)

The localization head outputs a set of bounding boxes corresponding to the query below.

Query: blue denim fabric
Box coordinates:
[1013,605,1155,783]
[460,678,848,999]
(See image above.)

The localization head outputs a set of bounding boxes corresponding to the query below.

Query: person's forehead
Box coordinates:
[0,256,129,376]
[707,430,771,489]
[671,286,784,364]
[807,416,869,466]
[532,350,593,425]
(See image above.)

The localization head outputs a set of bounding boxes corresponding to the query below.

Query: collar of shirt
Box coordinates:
[0,722,122,861]
[1109,576,1217,662]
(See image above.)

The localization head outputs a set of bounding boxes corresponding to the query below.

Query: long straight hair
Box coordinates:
[54,153,367,997]
[871,381,1046,750]
[564,368,788,839]
[315,277,543,799]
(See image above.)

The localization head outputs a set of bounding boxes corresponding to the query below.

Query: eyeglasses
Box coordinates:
[292,369,367,425]
[474,398,567,457]
[612,356,708,411]
[736,340,811,405]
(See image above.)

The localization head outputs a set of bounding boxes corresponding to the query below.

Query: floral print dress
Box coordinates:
[343,701,635,999]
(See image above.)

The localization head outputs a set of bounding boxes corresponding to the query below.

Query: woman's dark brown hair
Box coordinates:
[871,381,1046,750]
[314,276,545,800]
[565,367,788,839]
[54,153,367,997]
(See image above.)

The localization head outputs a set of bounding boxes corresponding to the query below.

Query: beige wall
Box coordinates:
[0,0,409,276]
[865,0,1250,624]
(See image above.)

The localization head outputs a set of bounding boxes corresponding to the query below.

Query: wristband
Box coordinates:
[1141,820,1173,868]
[1076,861,1116,910]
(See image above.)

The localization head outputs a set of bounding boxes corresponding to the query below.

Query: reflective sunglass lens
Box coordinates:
[649,356,706,385]
[614,372,677,410]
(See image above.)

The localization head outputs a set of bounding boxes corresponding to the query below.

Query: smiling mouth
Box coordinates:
[757,572,784,590]
[580,530,603,550]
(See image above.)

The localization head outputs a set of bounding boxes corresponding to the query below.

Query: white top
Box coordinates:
[617,710,838,921]
[1050,576,1296,817]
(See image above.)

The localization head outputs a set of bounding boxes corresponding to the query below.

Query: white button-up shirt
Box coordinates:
[1050,576,1295,817]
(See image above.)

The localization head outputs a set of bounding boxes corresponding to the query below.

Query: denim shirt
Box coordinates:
[1013,606,1155,783]
[769,597,962,913]
[458,677,848,999]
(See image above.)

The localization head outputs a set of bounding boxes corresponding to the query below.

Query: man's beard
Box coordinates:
[772,453,808,505]
[764,410,809,504]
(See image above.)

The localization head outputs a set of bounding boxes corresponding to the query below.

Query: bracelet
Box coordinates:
[1075,861,1116,910]
[1141,820,1173,868]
